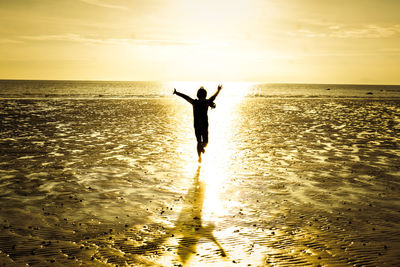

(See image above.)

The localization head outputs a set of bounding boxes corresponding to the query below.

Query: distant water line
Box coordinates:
[1,80,400,99]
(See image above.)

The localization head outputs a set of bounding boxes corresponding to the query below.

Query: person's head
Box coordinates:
[197,87,207,100]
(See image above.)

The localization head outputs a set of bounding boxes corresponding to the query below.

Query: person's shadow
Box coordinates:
[127,166,226,264]
[174,166,226,263]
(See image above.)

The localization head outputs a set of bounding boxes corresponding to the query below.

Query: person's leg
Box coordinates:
[202,127,209,149]
[195,127,203,160]
[197,143,203,160]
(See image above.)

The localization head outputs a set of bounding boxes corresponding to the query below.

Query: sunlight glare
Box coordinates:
[199,83,251,220]
[173,82,252,222]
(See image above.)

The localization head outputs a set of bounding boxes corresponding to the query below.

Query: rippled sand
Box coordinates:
[0,98,399,266]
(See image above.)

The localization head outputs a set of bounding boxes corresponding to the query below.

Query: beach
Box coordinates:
[0,85,400,265]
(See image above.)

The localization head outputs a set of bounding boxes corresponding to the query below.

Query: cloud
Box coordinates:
[287,29,327,38]
[78,0,127,10]
[331,24,400,38]
[132,37,197,47]
[19,34,197,47]
[0,38,23,44]
[380,47,400,53]
[288,24,400,39]
[21,34,130,45]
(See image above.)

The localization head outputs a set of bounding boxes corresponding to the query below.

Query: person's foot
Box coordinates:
[200,143,206,153]
[198,155,202,163]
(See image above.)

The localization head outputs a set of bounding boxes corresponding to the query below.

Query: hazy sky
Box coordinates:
[1,0,399,83]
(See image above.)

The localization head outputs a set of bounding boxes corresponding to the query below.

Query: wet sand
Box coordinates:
[0,98,399,266]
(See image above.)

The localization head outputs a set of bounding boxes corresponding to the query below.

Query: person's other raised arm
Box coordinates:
[173,88,194,104]
[208,84,222,102]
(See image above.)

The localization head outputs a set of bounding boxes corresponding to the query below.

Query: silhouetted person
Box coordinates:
[173,85,222,162]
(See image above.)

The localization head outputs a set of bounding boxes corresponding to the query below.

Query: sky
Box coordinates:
[0,0,399,84]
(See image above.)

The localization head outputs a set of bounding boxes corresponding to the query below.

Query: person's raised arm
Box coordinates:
[173,88,194,104]
[208,84,222,102]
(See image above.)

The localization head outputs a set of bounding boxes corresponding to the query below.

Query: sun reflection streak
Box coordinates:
[168,82,250,265]
[190,83,250,220]
[153,83,252,265]
[201,102,239,219]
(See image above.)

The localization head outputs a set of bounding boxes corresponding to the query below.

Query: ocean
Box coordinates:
[0,80,399,266]
[1,79,400,99]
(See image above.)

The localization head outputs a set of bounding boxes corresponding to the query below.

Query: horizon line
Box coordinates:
[0,78,399,87]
